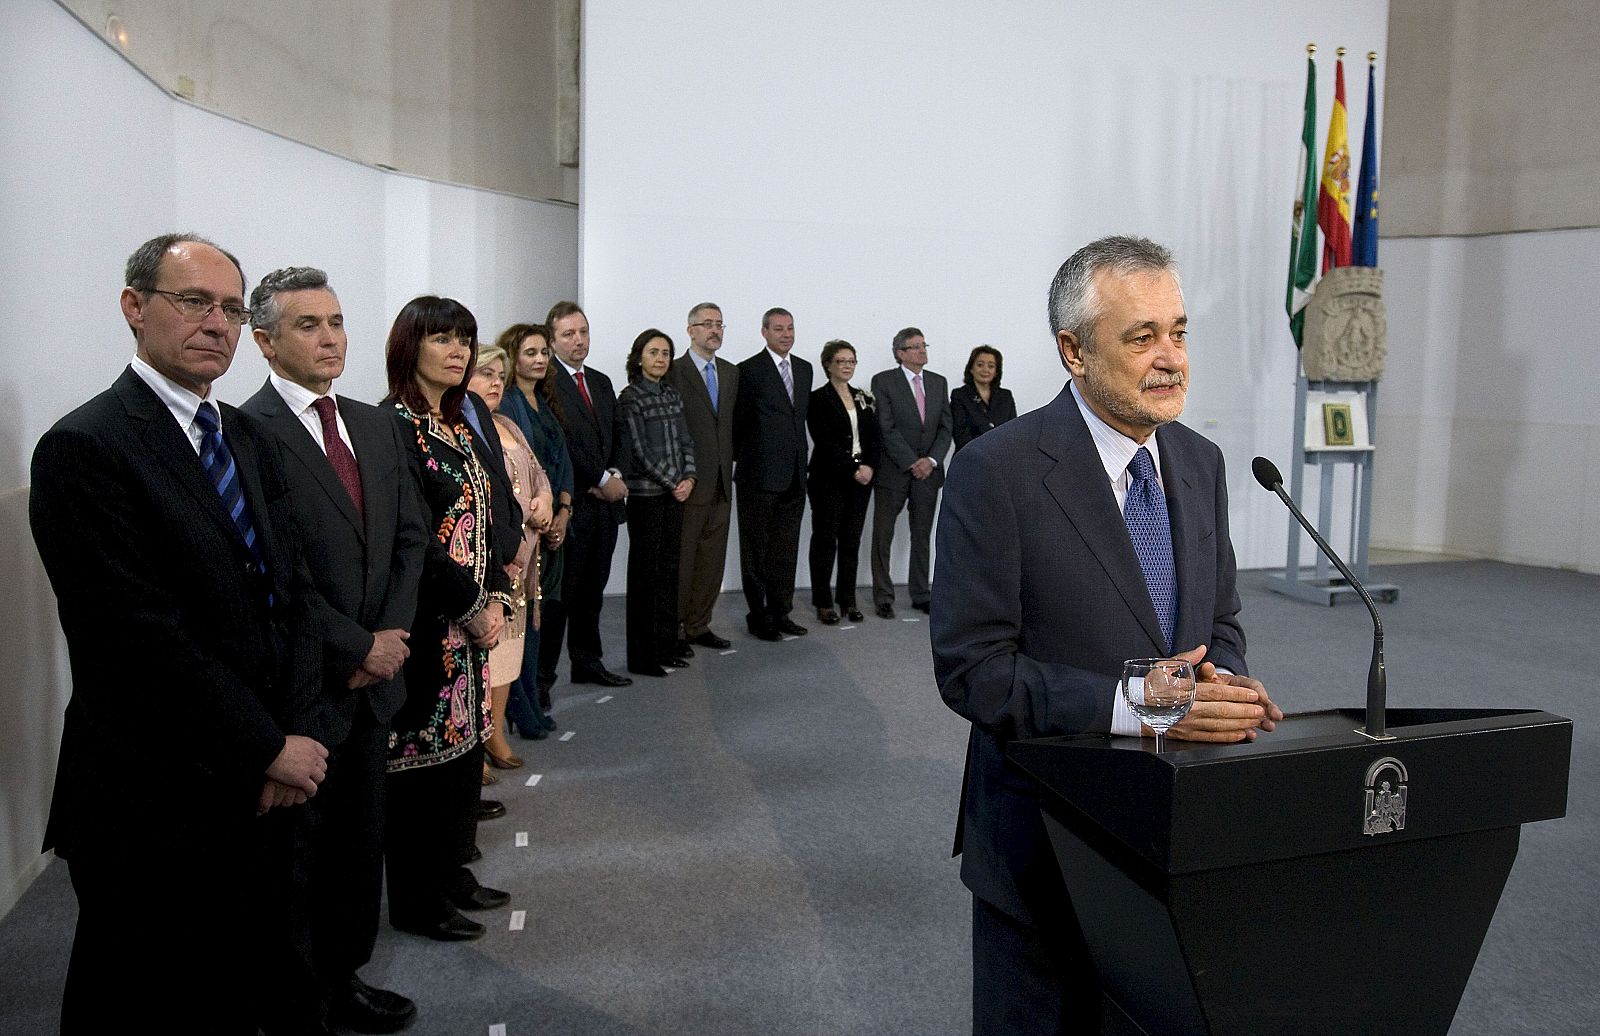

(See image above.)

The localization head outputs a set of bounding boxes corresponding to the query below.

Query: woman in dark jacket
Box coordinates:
[381,296,515,942]
[805,339,881,625]
[950,344,1017,451]
[616,329,696,677]
[495,322,574,735]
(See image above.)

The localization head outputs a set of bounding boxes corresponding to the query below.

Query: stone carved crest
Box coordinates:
[1303,266,1387,381]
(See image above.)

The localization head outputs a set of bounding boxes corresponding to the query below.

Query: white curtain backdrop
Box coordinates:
[580,1,1390,590]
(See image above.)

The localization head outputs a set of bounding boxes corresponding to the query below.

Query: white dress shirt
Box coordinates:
[1069,379,1170,737]
[129,355,210,455]
[268,371,357,461]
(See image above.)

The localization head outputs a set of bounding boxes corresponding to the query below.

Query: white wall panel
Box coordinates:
[581,0,1390,589]
[0,0,577,916]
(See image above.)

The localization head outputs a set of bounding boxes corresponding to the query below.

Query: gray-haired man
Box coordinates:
[242,266,428,1034]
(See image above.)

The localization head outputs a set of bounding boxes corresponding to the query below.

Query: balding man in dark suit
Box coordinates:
[30,234,327,1035]
[932,236,1282,1036]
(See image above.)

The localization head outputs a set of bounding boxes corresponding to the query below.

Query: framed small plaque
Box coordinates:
[1322,402,1355,447]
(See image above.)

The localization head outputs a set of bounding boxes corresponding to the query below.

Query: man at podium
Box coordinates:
[931,236,1282,1035]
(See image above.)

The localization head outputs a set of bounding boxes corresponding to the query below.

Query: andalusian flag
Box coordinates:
[1352,57,1380,266]
[1317,55,1353,272]
[1286,53,1319,348]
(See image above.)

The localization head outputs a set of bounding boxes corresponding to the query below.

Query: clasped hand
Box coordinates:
[258,734,329,814]
[1158,645,1284,744]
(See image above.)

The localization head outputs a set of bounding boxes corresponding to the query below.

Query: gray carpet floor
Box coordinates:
[0,560,1594,1034]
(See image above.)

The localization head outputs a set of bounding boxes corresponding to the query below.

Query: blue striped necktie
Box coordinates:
[1123,446,1176,652]
[704,359,719,413]
[194,402,267,576]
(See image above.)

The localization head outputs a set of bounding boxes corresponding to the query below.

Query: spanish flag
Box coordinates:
[1317,56,1353,271]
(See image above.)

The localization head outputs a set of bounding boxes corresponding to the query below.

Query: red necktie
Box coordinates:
[311,396,364,520]
[574,369,594,411]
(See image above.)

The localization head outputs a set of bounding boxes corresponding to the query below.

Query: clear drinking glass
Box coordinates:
[1121,658,1197,753]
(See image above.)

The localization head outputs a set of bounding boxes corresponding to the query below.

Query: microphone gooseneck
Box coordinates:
[1252,456,1388,738]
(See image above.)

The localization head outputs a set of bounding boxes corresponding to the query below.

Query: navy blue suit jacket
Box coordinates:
[931,383,1246,923]
[31,368,297,856]
[732,350,811,492]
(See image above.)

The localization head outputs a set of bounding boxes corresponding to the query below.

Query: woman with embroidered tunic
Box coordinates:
[381,295,516,943]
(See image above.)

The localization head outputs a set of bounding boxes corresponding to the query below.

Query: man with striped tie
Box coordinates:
[29,234,327,1035]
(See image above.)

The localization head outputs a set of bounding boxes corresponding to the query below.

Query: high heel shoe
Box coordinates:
[486,750,524,770]
[481,766,498,786]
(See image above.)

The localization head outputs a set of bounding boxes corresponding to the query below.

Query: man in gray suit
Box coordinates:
[665,302,739,652]
[870,327,953,618]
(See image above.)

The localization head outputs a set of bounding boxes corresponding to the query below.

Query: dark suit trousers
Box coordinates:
[807,474,871,609]
[62,821,268,1035]
[384,744,482,926]
[678,494,732,638]
[544,496,619,675]
[296,699,389,985]
[972,893,1101,1036]
[625,493,684,667]
[871,476,940,607]
[737,477,805,629]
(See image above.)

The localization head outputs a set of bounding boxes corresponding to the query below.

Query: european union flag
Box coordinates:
[1352,59,1379,267]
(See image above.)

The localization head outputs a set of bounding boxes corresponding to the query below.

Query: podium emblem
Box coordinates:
[1362,757,1409,836]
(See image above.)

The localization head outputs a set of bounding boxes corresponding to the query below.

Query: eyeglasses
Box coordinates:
[689,320,726,331]
[149,289,251,326]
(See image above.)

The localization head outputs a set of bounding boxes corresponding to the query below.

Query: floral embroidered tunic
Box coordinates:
[385,402,514,772]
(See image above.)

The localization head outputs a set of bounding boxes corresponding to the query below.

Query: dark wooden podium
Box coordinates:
[1008,708,1572,1036]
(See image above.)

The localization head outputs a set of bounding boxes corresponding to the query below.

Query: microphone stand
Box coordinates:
[1253,457,1391,740]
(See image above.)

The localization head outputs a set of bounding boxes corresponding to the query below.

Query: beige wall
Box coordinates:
[1384,0,1600,236]
[56,0,577,203]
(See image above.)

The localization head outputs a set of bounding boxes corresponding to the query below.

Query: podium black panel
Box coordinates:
[1009,708,1571,1036]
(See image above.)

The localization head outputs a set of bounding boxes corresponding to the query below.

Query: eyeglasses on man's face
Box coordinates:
[689,320,726,331]
[149,288,251,326]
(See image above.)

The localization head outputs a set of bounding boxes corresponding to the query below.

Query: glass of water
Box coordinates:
[1121,658,1197,753]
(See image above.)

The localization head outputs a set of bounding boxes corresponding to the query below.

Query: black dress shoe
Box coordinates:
[777,618,808,636]
[845,607,864,623]
[476,799,506,821]
[393,910,484,941]
[661,656,691,668]
[817,607,839,625]
[628,663,669,677]
[747,621,782,641]
[517,724,550,741]
[571,665,633,687]
[467,845,482,863]
[675,639,695,658]
[875,603,896,619]
[690,630,732,649]
[330,976,417,1034]
[450,884,511,911]
[912,601,931,613]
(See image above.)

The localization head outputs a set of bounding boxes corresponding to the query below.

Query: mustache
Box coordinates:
[1141,371,1186,390]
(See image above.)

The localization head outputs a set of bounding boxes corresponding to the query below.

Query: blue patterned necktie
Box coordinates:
[194,402,267,577]
[704,359,719,413]
[1124,446,1176,652]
